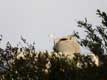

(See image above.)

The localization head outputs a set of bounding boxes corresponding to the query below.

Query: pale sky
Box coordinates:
[0,0,106,51]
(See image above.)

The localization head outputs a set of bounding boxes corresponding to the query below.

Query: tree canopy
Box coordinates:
[74,9,107,56]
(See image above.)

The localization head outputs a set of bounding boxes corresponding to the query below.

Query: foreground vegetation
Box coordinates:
[0,45,106,80]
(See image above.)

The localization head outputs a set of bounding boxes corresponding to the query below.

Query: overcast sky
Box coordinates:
[0,0,106,51]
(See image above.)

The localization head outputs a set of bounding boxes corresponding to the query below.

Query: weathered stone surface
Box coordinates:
[53,35,80,57]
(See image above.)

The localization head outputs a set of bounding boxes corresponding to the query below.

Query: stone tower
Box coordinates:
[53,35,80,57]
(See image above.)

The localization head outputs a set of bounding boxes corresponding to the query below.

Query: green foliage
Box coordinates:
[0,45,102,80]
[74,9,107,56]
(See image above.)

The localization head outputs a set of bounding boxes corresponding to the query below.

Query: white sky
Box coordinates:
[0,0,107,51]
